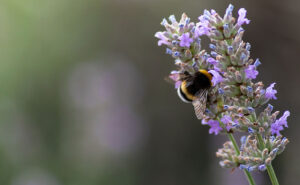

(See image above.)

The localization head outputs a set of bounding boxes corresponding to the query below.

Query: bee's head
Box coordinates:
[183,71,190,76]
[178,71,193,81]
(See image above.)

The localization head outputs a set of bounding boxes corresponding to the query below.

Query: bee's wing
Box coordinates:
[192,90,208,120]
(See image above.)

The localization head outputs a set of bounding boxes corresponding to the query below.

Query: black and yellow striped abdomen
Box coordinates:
[177,69,212,103]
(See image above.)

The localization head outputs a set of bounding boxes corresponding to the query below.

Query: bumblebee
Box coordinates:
[177,69,212,119]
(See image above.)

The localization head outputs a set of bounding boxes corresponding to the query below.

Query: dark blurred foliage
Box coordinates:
[0,0,299,185]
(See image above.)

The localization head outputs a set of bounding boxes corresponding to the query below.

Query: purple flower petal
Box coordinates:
[258,164,266,171]
[179,32,193,47]
[271,110,290,135]
[221,115,237,131]
[271,123,283,136]
[175,81,182,89]
[195,15,211,36]
[277,111,290,128]
[196,25,211,36]
[154,31,170,46]
[237,8,250,26]
[169,71,182,89]
[244,65,258,79]
[169,71,180,81]
[265,83,277,100]
[281,111,290,127]
[207,58,222,72]
[207,57,217,65]
[208,70,223,86]
[207,120,222,135]
[201,119,208,125]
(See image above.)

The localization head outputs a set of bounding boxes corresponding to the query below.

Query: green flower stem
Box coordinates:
[227,133,256,185]
[266,165,279,185]
[256,134,280,185]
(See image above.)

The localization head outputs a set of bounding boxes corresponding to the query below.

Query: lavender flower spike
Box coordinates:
[155,13,203,62]
[155,4,290,184]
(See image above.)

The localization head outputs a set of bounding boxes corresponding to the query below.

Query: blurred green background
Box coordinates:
[0,0,299,184]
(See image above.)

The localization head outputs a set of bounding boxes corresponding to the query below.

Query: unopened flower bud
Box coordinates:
[262,149,269,158]
[259,127,265,133]
[184,49,192,58]
[265,157,272,165]
[269,148,279,159]
[258,164,266,171]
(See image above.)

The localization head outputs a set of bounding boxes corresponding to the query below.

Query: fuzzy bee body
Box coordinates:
[177,69,212,119]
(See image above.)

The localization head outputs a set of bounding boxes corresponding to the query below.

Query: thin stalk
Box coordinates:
[256,134,280,185]
[266,165,279,185]
[227,133,256,185]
